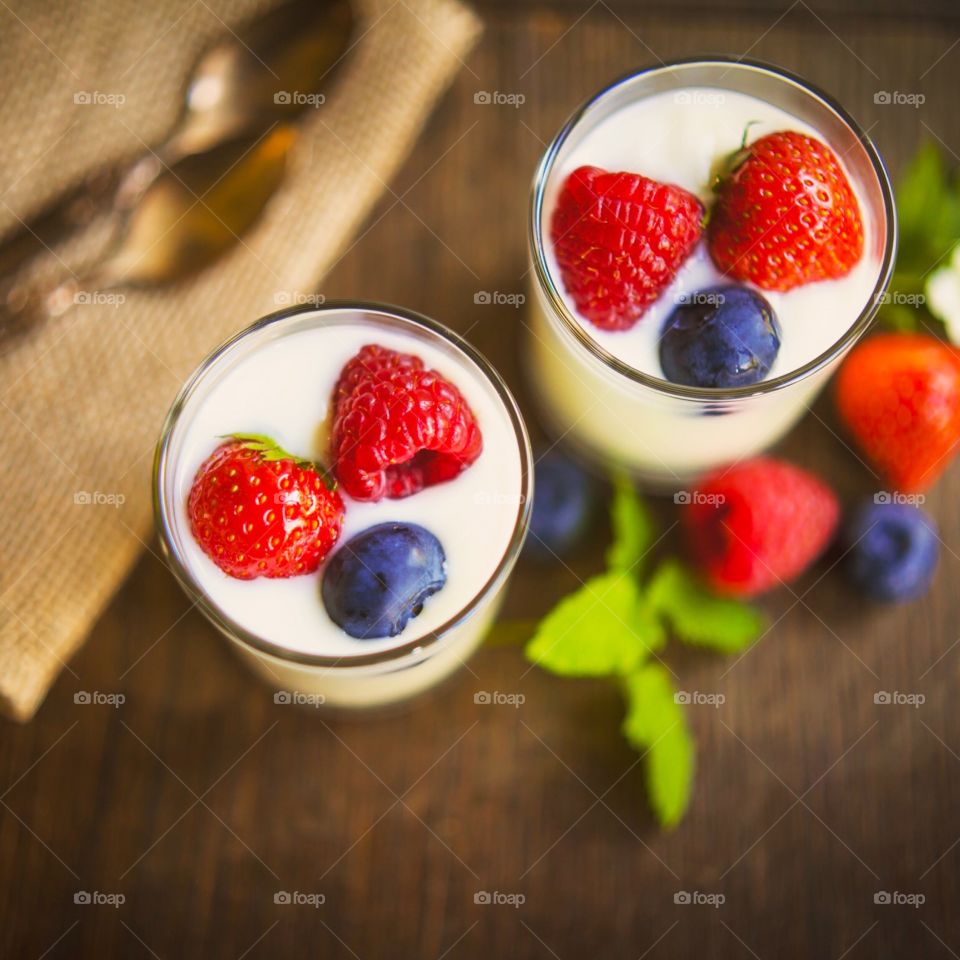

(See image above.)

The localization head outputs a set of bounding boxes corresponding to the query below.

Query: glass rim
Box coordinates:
[528,56,898,403]
[153,300,534,670]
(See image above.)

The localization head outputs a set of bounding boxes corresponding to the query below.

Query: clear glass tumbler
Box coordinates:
[527,58,896,490]
[154,302,532,710]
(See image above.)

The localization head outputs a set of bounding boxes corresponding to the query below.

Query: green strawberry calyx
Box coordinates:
[224,433,337,491]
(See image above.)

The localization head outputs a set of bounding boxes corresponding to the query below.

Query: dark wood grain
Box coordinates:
[3,2,960,958]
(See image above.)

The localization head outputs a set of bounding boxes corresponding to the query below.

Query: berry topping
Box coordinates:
[843,501,939,603]
[528,451,597,557]
[682,457,839,597]
[659,284,781,388]
[321,522,447,639]
[551,164,704,331]
[188,435,344,580]
[834,333,960,492]
[331,344,483,502]
[707,130,864,291]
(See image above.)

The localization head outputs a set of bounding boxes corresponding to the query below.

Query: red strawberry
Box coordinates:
[188,435,344,580]
[835,333,960,492]
[332,344,483,501]
[683,457,839,597]
[551,164,703,331]
[707,131,864,291]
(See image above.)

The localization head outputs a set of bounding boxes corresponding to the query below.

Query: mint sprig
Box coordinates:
[880,142,960,333]
[524,477,765,828]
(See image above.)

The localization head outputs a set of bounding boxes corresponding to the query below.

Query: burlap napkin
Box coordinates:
[0,0,482,721]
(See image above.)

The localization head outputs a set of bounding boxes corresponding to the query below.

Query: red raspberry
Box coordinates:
[682,457,839,597]
[332,344,483,501]
[188,436,344,580]
[551,164,704,331]
[707,130,864,291]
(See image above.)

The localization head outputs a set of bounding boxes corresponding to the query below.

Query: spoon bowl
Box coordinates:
[172,0,354,156]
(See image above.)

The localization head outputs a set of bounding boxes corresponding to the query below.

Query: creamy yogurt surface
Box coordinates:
[542,86,882,380]
[169,314,523,658]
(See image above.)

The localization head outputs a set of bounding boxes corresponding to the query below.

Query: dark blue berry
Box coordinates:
[527,451,596,557]
[659,285,781,388]
[321,523,447,639]
[844,501,938,603]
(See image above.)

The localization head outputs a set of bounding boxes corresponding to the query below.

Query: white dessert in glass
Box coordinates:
[154,303,532,709]
[527,58,896,489]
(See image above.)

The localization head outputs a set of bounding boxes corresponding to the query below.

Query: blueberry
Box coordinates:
[659,285,781,388]
[321,523,447,639]
[527,451,596,557]
[843,501,939,603]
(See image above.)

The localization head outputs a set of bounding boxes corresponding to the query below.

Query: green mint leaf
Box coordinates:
[896,141,947,265]
[621,664,694,828]
[646,558,766,653]
[896,142,960,272]
[879,143,960,332]
[635,594,667,653]
[605,470,656,574]
[878,302,920,332]
[525,571,656,676]
[645,723,695,829]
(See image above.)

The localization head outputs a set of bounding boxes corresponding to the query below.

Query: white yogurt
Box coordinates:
[543,87,879,381]
[528,81,887,486]
[157,308,529,707]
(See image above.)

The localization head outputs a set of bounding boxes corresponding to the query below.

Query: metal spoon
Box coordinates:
[167,0,354,156]
[0,0,353,285]
[61,125,295,300]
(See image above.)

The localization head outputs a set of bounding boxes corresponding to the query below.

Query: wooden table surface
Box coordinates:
[4,1,960,957]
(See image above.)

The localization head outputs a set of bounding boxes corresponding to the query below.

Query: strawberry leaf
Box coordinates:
[225,434,337,490]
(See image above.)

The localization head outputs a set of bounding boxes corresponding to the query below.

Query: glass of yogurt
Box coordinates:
[154,303,532,710]
[527,58,896,490]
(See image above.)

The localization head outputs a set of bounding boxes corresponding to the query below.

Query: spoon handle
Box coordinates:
[0,123,296,351]
[0,265,122,355]
[0,167,122,283]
